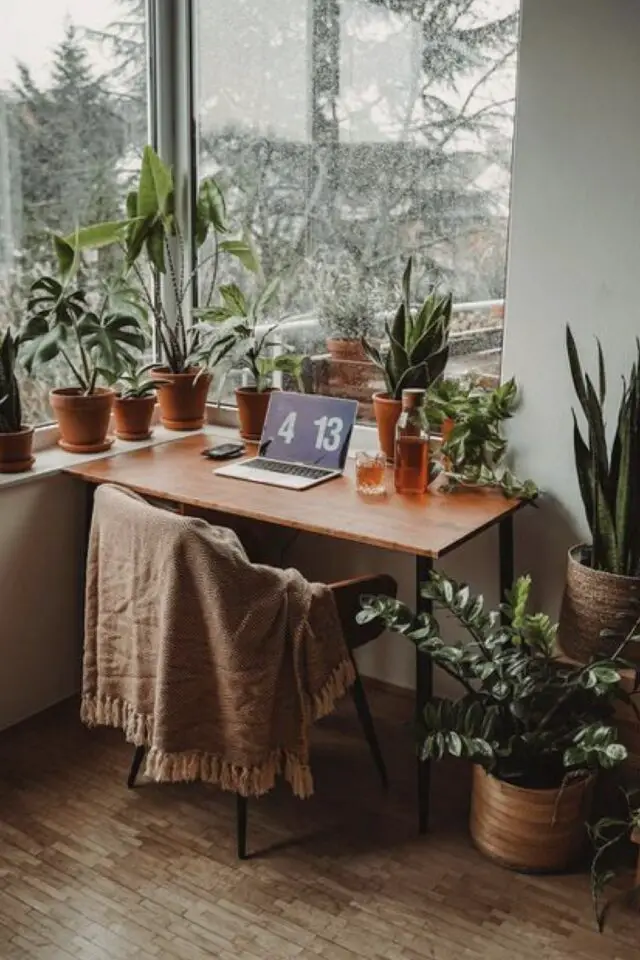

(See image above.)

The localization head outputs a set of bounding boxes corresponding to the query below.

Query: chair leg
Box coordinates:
[236,795,248,860]
[350,668,388,789]
[127,745,146,789]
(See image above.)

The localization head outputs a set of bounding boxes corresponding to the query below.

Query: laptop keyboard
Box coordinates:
[244,458,335,480]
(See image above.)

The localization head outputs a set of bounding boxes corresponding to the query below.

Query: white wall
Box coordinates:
[502,0,640,616]
[0,476,85,729]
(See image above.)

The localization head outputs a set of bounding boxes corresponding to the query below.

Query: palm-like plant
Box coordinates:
[362,257,451,399]
[0,332,23,433]
[64,146,259,374]
[359,571,633,788]
[567,326,640,576]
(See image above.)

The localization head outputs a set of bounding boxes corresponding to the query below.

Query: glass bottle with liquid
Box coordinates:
[394,388,430,495]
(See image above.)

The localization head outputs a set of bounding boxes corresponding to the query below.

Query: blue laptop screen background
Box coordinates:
[258,393,357,469]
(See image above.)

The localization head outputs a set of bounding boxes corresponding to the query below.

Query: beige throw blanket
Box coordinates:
[81,484,355,798]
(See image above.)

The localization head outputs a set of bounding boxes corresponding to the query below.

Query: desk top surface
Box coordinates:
[65,433,522,558]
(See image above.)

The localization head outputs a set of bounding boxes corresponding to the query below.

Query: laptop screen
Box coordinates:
[259,393,358,470]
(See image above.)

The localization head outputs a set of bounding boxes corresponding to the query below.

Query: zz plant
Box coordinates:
[0,331,23,433]
[362,257,451,398]
[567,326,640,576]
[358,571,633,788]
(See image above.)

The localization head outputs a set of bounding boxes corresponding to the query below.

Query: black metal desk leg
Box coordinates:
[415,554,433,834]
[499,515,515,619]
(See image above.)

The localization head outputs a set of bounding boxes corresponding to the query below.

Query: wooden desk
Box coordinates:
[66,433,524,832]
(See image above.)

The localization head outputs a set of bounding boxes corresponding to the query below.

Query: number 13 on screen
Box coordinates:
[277,412,344,452]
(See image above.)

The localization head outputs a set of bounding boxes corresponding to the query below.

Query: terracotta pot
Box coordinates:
[558,544,640,663]
[441,416,455,442]
[326,338,369,363]
[113,395,156,441]
[0,426,35,473]
[151,367,211,430]
[373,392,402,462]
[470,765,593,873]
[50,388,115,453]
[235,387,277,441]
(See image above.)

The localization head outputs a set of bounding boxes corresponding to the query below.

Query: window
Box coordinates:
[0,0,148,425]
[196,0,519,419]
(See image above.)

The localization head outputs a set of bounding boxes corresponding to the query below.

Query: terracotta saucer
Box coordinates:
[58,437,114,454]
[0,456,35,474]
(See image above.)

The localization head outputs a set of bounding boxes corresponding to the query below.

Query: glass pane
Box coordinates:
[0,0,148,425]
[196,0,519,418]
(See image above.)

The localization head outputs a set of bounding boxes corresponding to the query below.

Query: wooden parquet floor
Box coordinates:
[0,686,638,960]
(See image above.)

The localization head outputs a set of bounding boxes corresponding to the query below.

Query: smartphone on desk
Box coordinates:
[202,443,245,461]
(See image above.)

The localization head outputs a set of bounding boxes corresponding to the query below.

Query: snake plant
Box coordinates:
[0,331,23,433]
[567,326,640,576]
[362,257,451,399]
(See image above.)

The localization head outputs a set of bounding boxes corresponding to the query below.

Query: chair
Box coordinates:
[126,571,397,859]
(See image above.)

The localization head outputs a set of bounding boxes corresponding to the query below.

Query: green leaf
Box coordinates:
[146,146,173,216]
[597,339,607,404]
[63,219,139,252]
[146,223,166,274]
[566,325,588,416]
[137,145,161,219]
[53,234,75,279]
[198,177,227,236]
[604,743,628,763]
[219,284,248,316]
[219,239,260,273]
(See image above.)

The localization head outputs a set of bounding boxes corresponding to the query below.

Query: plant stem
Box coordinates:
[163,237,187,360]
[71,319,93,394]
[180,249,219,305]
[59,347,87,392]
[204,233,220,307]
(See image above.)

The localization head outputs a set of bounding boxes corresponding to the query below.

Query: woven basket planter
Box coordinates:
[558,545,640,663]
[470,765,593,873]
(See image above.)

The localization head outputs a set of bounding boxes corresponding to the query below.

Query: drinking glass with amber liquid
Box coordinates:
[394,388,430,495]
[355,451,387,496]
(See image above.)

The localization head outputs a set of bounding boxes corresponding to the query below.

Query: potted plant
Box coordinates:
[0,331,34,473]
[198,278,304,441]
[67,145,258,430]
[427,376,538,500]
[19,251,146,452]
[362,257,452,460]
[358,571,631,873]
[559,327,640,662]
[313,256,378,361]
[110,360,166,441]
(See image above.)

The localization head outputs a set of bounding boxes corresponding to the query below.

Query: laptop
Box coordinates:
[214,393,358,490]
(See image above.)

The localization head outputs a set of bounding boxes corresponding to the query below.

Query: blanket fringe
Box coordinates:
[81,693,152,745]
[80,693,316,799]
[310,656,356,721]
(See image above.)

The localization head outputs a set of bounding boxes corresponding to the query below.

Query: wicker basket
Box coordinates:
[469,766,593,873]
[558,545,640,663]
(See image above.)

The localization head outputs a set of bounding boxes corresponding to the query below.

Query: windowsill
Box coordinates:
[0,403,386,493]
[0,426,206,492]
